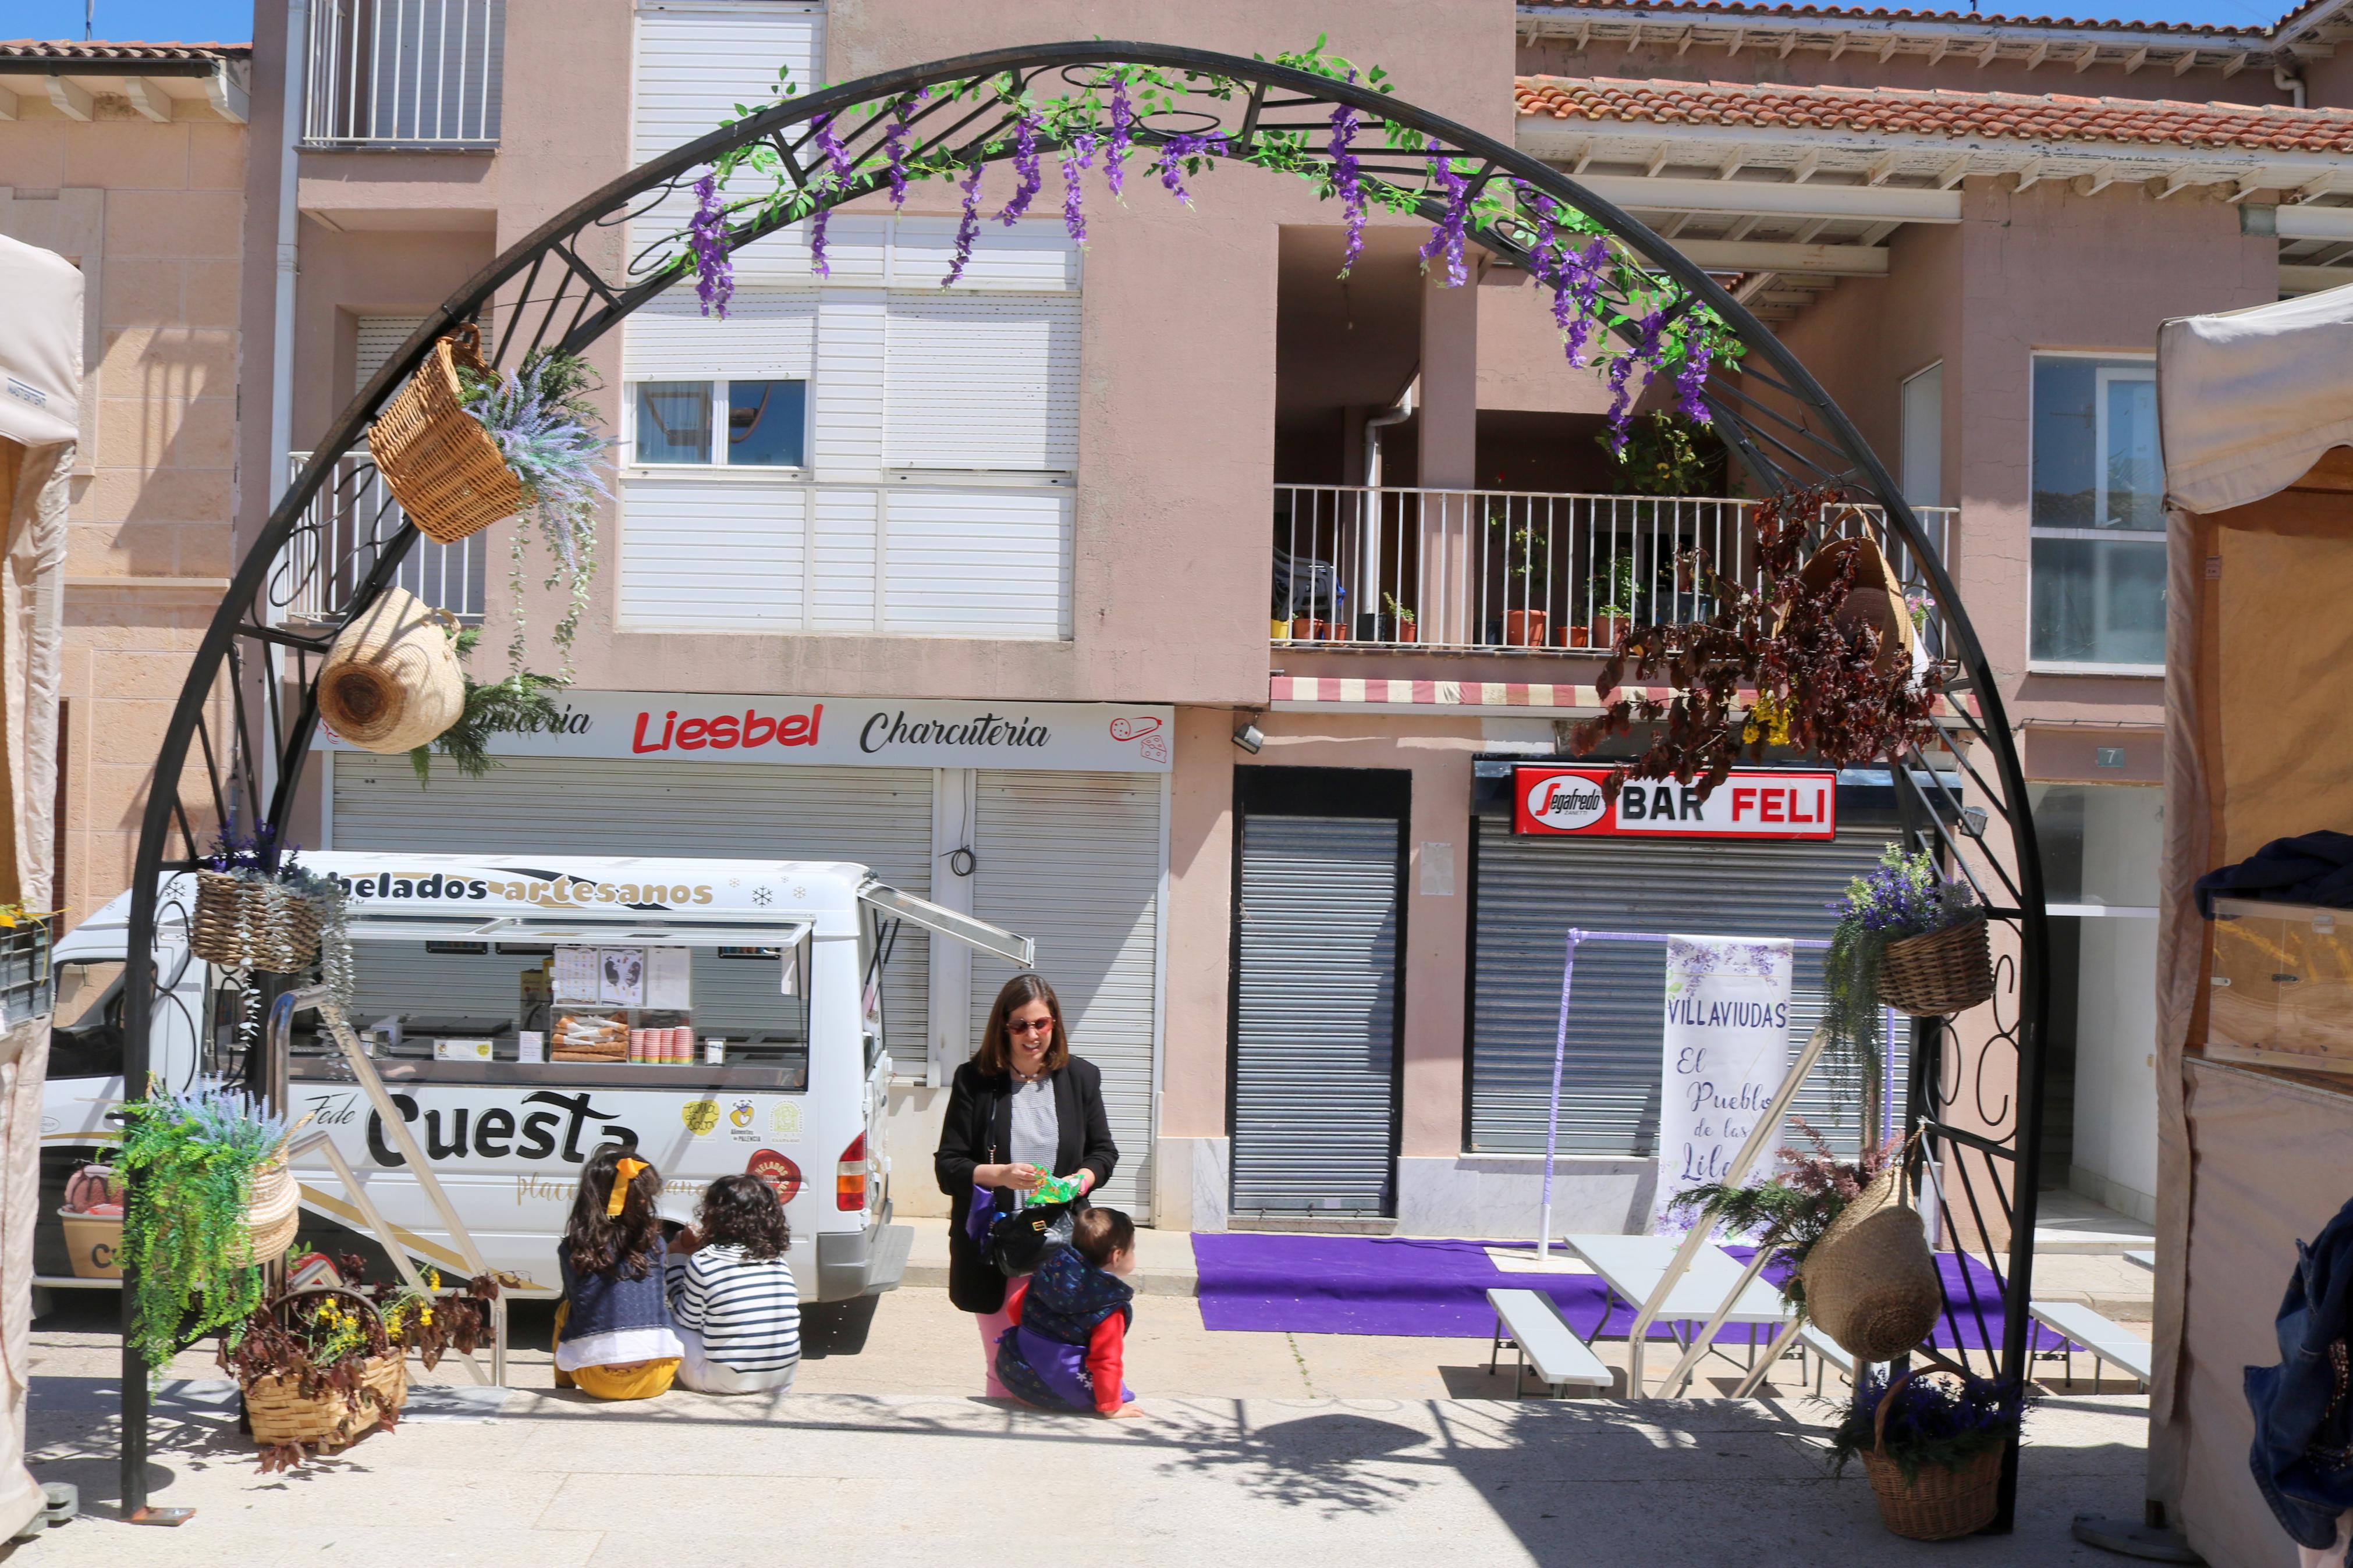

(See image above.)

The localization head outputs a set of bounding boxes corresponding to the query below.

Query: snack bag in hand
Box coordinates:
[1029,1171,1083,1207]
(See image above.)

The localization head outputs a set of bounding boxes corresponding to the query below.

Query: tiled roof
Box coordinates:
[1518,0,2267,38]
[0,40,250,62]
[1516,75,2353,153]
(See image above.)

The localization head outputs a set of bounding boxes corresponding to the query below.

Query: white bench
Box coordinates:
[2125,1249,2157,1272]
[2029,1300,2153,1391]
[1486,1288,1613,1399]
[1797,1322,1854,1395]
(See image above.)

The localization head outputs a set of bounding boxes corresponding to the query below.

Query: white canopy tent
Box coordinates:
[0,232,77,1541]
[2150,282,2353,1568]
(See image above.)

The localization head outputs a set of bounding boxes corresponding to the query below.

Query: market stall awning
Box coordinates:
[0,236,81,449]
[2159,280,2353,515]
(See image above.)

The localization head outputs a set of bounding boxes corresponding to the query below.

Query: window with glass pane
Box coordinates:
[636,382,712,464]
[2030,354,2164,666]
[726,379,807,467]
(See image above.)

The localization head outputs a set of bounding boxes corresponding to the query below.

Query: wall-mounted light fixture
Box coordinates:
[1232,720,1265,755]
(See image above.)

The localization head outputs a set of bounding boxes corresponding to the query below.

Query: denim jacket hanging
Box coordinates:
[2248,1192,2353,1549]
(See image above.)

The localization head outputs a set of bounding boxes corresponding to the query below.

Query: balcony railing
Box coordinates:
[303,0,503,148]
[277,452,487,625]
[1272,485,1956,656]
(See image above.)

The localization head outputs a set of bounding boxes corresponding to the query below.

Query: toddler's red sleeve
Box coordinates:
[1004,1279,1028,1327]
[1086,1313,1126,1415]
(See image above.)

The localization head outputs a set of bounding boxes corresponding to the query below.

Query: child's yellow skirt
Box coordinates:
[550,1301,680,1400]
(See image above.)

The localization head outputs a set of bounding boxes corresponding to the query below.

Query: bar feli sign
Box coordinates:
[1513,766,1837,841]
[319,690,1175,773]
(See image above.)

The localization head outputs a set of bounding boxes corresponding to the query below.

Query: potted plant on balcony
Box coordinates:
[1598,410,1729,498]
[1500,524,1548,647]
[1830,1369,2034,1541]
[1378,593,1419,645]
[1587,556,1641,650]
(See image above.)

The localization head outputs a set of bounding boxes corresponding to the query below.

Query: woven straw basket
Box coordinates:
[1802,1160,1943,1362]
[190,871,324,972]
[365,323,528,546]
[233,1153,300,1268]
[1880,916,1996,1018]
[317,586,464,755]
[243,1288,409,1453]
[1859,1372,2004,1541]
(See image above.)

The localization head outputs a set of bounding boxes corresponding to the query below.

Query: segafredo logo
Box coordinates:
[1525,773,1609,831]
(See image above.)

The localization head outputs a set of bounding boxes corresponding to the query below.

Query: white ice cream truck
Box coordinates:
[40,852,1030,1302]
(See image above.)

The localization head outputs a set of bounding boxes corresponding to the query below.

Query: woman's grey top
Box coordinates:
[1008,1075,1059,1207]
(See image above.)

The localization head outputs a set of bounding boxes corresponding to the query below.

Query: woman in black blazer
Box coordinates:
[934,972,1118,1396]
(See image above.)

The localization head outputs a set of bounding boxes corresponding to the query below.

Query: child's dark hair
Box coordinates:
[564,1143,663,1279]
[698,1174,791,1261]
[1073,1206,1134,1268]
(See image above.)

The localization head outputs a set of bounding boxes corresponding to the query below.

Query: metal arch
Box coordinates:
[119,40,2049,1523]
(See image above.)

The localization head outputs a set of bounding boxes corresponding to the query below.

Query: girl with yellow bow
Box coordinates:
[552,1144,684,1399]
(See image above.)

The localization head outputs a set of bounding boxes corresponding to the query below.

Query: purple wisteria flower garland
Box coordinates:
[808,114,853,278]
[682,57,1742,414]
[1327,101,1366,276]
[999,110,1043,225]
[688,173,734,319]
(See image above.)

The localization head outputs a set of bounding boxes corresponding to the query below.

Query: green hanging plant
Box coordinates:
[407,625,569,786]
[118,1080,290,1381]
[1823,845,1981,1093]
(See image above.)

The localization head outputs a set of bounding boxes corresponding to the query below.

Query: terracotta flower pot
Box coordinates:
[1503,610,1548,648]
[1392,619,1418,644]
[1558,625,1591,649]
[1589,614,1628,648]
[1290,617,1328,641]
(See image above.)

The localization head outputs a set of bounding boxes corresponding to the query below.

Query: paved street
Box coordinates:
[10,1286,2152,1567]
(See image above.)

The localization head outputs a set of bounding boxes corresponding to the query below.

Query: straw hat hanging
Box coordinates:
[317,586,466,755]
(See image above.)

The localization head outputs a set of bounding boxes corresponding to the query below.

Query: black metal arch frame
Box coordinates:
[118,41,2049,1526]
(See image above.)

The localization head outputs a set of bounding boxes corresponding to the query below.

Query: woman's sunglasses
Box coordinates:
[1007,1018,1055,1037]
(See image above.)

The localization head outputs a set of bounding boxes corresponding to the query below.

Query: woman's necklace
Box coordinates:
[1012,1064,1048,1085]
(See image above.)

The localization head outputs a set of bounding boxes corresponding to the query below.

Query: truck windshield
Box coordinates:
[286,938,812,1082]
[50,959,126,1079]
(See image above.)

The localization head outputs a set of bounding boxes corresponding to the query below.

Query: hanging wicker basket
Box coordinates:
[241,1287,409,1453]
[317,586,465,755]
[365,322,529,546]
[1788,536,1917,675]
[233,1152,301,1268]
[1859,1371,2004,1540]
[1801,1160,1943,1362]
[1879,916,1996,1017]
[190,871,325,973]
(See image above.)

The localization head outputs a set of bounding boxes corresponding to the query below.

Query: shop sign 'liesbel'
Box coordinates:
[315,690,1176,772]
[1513,765,1837,840]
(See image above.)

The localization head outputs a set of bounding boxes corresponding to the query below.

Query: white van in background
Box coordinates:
[39,852,1028,1301]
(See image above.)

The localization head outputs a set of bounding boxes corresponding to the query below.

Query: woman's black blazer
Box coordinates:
[932,1055,1119,1314]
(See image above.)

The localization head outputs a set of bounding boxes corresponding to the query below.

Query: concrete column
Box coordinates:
[1419,271,1481,643]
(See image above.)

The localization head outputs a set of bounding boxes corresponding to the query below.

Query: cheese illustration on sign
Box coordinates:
[1513,766,1837,841]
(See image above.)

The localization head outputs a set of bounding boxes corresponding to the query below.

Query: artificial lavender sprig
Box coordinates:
[1329,100,1367,276]
[688,173,733,319]
[943,162,985,286]
[1603,307,1670,449]
[1107,78,1133,197]
[1000,109,1043,224]
[1154,133,1227,207]
[1060,133,1095,243]
[1418,151,1470,287]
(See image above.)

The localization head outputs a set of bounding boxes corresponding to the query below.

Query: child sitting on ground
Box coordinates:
[994,1206,1144,1418]
[666,1174,802,1394]
[553,1145,684,1400]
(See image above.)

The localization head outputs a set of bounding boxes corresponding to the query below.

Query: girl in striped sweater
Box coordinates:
[666,1174,802,1395]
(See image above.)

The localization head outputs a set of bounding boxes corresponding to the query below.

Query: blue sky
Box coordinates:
[3,0,2298,47]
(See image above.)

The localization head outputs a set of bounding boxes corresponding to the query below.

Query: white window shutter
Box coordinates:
[620,477,807,628]
[885,488,1071,638]
[355,316,428,392]
[622,289,817,379]
[883,294,1080,472]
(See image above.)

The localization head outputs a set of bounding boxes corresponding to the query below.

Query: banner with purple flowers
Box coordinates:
[1651,936,1794,1232]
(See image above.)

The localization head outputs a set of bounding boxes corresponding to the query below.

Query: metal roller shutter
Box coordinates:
[883,294,1081,472]
[1470,817,1903,1158]
[329,756,933,1054]
[964,771,1161,1212]
[355,317,427,390]
[1232,815,1401,1215]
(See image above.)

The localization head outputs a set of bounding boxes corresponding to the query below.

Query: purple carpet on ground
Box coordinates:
[1190,1232,2068,1354]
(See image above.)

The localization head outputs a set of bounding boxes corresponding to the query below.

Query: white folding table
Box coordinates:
[1563,1233,1798,1397]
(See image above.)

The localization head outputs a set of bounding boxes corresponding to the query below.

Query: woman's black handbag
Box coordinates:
[984,1199,1076,1278]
